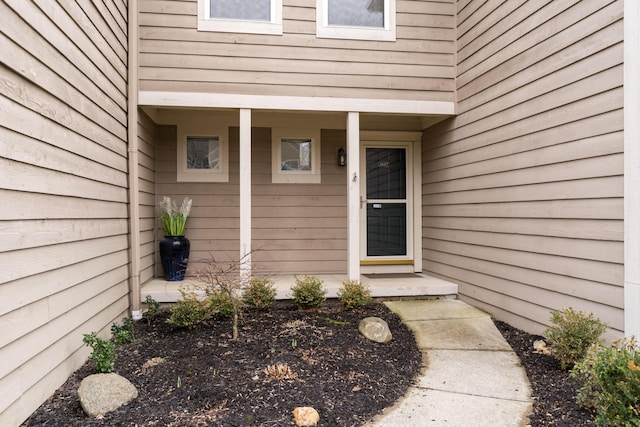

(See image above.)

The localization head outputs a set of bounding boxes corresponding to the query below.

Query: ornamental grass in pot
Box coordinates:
[159,196,192,281]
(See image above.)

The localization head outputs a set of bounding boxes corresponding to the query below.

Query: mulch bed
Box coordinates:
[23,300,422,426]
[494,320,596,426]
[23,301,599,426]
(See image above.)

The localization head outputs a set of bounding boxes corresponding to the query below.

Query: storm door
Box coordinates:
[362,146,409,260]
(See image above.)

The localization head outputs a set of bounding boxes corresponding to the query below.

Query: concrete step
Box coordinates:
[141,273,458,303]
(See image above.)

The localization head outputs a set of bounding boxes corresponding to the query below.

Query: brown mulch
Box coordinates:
[494,320,596,426]
[23,301,599,426]
[23,300,422,426]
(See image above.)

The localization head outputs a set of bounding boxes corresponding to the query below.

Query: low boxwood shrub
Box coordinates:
[144,295,161,324]
[243,277,277,310]
[291,275,326,309]
[167,289,211,329]
[543,307,608,370]
[571,337,640,426]
[337,280,372,309]
[206,290,235,319]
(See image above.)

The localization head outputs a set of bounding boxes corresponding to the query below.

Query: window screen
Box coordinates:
[187,137,220,170]
[280,139,312,172]
[327,0,384,28]
[211,0,271,21]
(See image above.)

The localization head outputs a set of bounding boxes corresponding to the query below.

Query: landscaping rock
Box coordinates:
[533,339,551,355]
[359,317,392,343]
[78,373,138,418]
[292,406,320,426]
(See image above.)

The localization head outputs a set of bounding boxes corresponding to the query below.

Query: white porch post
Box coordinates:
[624,2,640,338]
[239,108,252,280]
[347,112,360,280]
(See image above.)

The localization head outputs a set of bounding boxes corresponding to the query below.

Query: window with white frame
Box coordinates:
[198,0,283,34]
[316,0,396,41]
[177,126,229,182]
[272,128,321,184]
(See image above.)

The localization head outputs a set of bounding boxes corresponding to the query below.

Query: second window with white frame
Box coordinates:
[272,128,321,184]
[316,0,396,41]
[198,0,283,34]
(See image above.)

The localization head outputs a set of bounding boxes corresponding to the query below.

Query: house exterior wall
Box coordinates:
[154,111,349,275]
[0,1,131,424]
[138,0,455,102]
[138,110,158,284]
[421,0,624,337]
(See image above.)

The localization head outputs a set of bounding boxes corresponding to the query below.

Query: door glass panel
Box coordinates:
[367,203,406,256]
[365,147,408,258]
[366,148,406,199]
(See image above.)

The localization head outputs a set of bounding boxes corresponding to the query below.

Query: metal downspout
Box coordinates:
[127,0,142,320]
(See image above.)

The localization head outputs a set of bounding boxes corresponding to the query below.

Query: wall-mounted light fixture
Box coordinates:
[337,147,346,166]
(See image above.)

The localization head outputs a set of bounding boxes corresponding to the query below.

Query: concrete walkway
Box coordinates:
[366,299,533,427]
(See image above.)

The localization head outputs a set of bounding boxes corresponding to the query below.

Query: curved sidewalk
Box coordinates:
[367,299,533,427]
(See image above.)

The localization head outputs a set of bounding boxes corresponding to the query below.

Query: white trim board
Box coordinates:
[624,1,640,338]
[139,91,455,116]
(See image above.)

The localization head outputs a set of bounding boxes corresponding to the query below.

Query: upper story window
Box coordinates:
[198,0,283,35]
[316,0,396,41]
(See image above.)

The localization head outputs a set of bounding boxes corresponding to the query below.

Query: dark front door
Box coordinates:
[364,147,408,257]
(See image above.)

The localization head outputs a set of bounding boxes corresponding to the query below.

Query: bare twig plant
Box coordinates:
[193,253,253,340]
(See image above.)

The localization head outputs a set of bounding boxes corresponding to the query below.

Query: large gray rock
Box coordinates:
[358,317,392,343]
[78,373,138,418]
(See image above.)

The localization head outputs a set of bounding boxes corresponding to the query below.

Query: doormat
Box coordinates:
[363,273,421,279]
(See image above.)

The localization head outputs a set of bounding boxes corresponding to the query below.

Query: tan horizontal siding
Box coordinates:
[140,79,452,101]
[138,111,158,285]
[1,1,126,111]
[155,123,239,277]
[426,260,623,327]
[0,1,130,424]
[139,0,455,101]
[0,293,129,422]
[155,124,348,276]
[0,219,127,253]
[421,0,624,336]
[425,217,623,241]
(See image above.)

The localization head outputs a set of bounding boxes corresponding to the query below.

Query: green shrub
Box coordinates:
[571,338,640,426]
[206,290,235,319]
[291,275,326,309]
[337,280,372,309]
[144,295,161,324]
[111,317,135,345]
[243,277,277,310]
[167,290,211,329]
[543,307,608,370]
[82,332,117,373]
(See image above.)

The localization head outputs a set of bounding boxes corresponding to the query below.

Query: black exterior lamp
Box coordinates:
[337,147,346,166]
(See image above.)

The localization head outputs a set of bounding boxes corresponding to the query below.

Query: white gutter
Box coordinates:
[127,0,142,320]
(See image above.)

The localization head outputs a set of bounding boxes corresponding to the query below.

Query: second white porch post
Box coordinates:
[239,109,252,279]
[347,112,360,280]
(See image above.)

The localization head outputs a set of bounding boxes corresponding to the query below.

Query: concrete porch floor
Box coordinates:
[141,273,458,303]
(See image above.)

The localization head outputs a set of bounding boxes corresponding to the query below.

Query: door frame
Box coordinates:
[359,131,422,274]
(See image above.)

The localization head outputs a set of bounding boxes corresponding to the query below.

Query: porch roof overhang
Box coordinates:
[138,90,455,123]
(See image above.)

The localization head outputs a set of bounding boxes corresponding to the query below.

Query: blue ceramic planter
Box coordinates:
[159,236,190,281]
